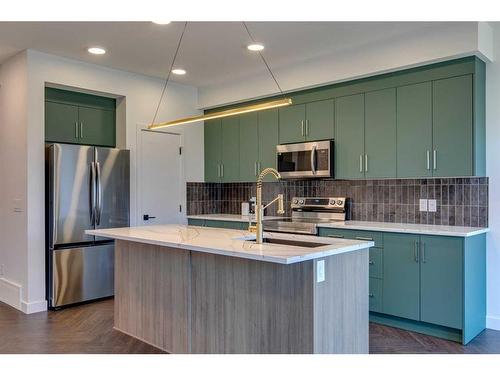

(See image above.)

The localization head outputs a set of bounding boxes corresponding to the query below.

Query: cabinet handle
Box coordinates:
[75,122,79,138]
[433,150,437,170]
[369,293,374,298]
[421,241,426,263]
[414,241,419,263]
[355,236,373,241]
[426,150,430,170]
[359,155,363,173]
[80,122,83,138]
[365,154,368,173]
[328,234,344,238]
[305,119,309,136]
[221,163,224,177]
[217,164,221,177]
[258,162,261,172]
[254,162,258,176]
[369,260,374,265]
[301,120,304,136]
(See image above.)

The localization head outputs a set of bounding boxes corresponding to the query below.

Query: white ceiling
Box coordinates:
[0,21,464,89]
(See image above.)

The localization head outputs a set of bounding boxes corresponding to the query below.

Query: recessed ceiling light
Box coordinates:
[152,21,171,25]
[247,43,264,52]
[172,68,186,75]
[87,47,106,55]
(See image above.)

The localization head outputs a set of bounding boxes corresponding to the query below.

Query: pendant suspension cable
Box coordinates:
[242,21,285,97]
[150,21,188,127]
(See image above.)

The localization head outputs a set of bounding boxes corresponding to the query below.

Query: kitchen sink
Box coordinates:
[245,237,326,248]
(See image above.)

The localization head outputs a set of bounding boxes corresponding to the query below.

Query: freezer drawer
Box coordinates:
[51,244,114,307]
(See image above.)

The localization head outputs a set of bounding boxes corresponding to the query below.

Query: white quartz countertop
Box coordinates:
[187,214,283,222]
[86,225,373,265]
[316,220,489,237]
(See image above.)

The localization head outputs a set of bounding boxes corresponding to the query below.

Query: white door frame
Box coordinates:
[135,122,185,225]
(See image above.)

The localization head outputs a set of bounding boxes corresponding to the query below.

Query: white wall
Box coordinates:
[0,51,28,311]
[485,23,500,330]
[199,22,493,109]
[0,49,203,313]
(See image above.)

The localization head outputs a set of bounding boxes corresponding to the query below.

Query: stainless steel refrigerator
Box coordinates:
[46,143,130,309]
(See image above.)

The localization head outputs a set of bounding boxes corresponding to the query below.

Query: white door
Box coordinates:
[138,129,182,225]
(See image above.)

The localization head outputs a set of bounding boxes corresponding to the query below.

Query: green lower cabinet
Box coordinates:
[369,248,383,279]
[420,235,463,329]
[382,233,420,321]
[188,219,246,230]
[369,277,383,313]
[187,219,205,226]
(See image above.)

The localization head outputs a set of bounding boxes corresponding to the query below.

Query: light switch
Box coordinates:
[428,199,437,212]
[419,199,428,212]
[317,260,325,283]
[13,198,23,213]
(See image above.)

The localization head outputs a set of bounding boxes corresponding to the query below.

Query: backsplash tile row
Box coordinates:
[186,177,488,227]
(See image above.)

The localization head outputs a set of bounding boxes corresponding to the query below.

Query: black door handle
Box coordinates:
[143,214,156,221]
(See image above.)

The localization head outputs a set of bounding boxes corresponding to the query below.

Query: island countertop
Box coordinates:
[86,224,373,264]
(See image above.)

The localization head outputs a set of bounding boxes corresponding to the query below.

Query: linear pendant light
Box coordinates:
[149,98,292,129]
[149,22,292,130]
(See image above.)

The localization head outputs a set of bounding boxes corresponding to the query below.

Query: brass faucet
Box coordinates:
[248,167,285,244]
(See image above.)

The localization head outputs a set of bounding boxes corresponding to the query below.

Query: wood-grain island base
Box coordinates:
[114,240,369,354]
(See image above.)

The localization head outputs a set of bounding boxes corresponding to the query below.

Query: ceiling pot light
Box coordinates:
[247,43,264,52]
[152,21,171,25]
[87,47,106,55]
[172,68,186,75]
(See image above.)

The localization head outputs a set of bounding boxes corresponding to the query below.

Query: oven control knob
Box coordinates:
[329,199,336,205]
[293,199,298,204]
[337,200,344,206]
[299,199,304,205]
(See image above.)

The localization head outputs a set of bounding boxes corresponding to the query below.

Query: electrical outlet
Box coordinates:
[316,260,325,283]
[428,199,437,212]
[419,199,428,212]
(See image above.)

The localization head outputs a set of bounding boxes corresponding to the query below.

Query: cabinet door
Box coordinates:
[396,82,433,177]
[239,113,259,182]
[78,107,115,147]
[278,104,305,144]
[204,119,222,182]
[258,109,279,178]
[420,235,463,329]
[221,117,240,182]
[305,99,334,141]
[45,101,79,144]
[382,233,420,320]
[365,88,396,178]
[335,94,365,179]
[432,75,473,177]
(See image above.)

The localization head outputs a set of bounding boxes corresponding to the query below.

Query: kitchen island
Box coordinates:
[86,225,374,354]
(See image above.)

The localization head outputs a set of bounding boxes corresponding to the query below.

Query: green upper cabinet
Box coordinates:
[78,107,115,147]
[258,108,279,175]
[45,101,79,144]
[45,87,116,147]
[204,119,222,182]
[305,99,334,141]
[278,104,305,144]
[221,117,240,182]
[396,82,433,178]
[382,233,420,321]
[432,75,473,177]
[364,88,396,178]
[420,235,463,329]
[335,94,365,179]
[239,113,259,182]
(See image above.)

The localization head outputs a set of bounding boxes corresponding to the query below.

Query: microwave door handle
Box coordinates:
[310,145,317,174]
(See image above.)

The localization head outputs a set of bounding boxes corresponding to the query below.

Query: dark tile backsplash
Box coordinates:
[187,178,488,227]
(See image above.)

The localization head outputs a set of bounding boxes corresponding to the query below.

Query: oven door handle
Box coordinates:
[310,145,317,174]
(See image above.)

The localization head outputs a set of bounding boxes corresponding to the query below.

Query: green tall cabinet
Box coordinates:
[221,117,240,182]
[239,113,259,181]
[258,109,279,178]
[204,119,222,182]
[45,87,116,147]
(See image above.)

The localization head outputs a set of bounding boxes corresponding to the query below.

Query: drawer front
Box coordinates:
[318,228,383,248]
[204,220,227,228]
[222,221,247,230]
[188,219,205,227]
[369,277,383,313]
[369,248,383,279]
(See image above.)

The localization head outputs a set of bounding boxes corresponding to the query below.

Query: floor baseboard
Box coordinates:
[487,315,500,331]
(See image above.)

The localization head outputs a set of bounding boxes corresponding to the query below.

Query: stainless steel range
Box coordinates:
[263,197,350,235]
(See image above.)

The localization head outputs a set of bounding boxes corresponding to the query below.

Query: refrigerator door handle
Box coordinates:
[89,162,96,225]
[96,161,102,225]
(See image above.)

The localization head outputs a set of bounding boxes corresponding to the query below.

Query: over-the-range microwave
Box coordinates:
[276,140,334,179]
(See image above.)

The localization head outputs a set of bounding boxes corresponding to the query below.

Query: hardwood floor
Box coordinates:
[1,298,499,354]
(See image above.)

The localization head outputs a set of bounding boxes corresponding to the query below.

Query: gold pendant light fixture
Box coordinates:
[148,22,292,130]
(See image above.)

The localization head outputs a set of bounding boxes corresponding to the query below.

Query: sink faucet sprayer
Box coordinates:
[248,167,285,244]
